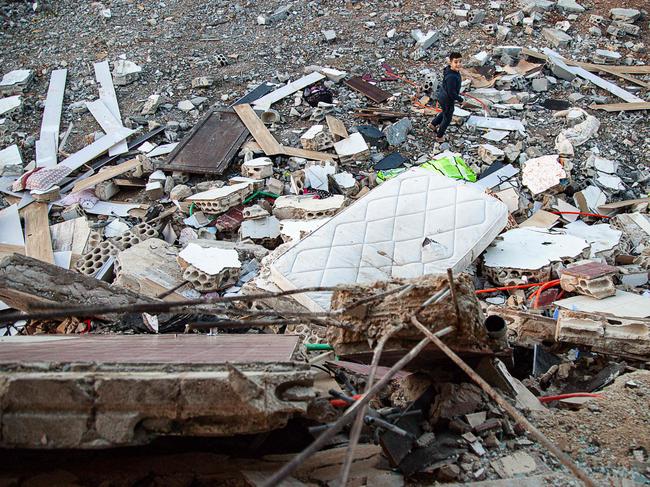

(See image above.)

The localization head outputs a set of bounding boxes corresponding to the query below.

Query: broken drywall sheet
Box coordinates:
[271,167,508,311]
[465,116,526,134]
[178,242,241,276]
[0,204,25,247]
[564,221,622,257]
[483,228,589,270]
[555,290,650,319]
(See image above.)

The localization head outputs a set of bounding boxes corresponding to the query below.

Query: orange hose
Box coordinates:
[475,280,556,295]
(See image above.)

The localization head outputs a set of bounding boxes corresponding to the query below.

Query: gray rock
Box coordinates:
[384,118,412,146]
[609,8,641,22]
[557,0,585,13]
[192,76,214,88]
[141,94,161,115]
[542,28,572,48]
[112,60,142,86]
[177,100,194,112]
[531,78,548,92]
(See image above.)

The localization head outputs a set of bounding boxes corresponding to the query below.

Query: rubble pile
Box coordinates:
[0,0,649,485]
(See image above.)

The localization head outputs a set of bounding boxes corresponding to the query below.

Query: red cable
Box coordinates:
[539,393,602,403]
[532,279,561,309]
[329,394,362,408]
[475,280,556,294]
[549,211,610,219]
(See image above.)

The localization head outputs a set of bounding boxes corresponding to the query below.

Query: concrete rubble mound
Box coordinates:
[0,0,649,484]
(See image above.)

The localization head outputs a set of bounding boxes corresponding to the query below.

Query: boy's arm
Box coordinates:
[454,76,464,102]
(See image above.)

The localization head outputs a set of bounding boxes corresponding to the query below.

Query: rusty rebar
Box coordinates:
[410,315,596,487]
[260,326,454,487]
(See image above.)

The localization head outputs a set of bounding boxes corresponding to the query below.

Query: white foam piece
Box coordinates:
[271,167,508,311]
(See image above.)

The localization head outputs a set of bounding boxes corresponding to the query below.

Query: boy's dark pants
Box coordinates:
[431,97,454,138]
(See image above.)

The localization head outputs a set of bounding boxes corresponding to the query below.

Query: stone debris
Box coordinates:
[0,1,649,483]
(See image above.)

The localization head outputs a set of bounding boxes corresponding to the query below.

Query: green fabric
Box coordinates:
[376,168,407,183]
[420,155,477,182]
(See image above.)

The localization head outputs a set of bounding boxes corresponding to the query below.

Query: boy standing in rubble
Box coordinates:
[429,52,464,142]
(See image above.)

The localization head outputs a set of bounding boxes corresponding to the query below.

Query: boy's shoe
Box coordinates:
[435,135,445,142]
[428,120,439,130]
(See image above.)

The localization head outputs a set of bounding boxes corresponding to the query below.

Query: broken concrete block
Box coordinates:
[609,8,641,22]
[593,49,622,65]
[410,29,440,50]
[542,28,572,48]
[242,205,270,220]
[191,76,214,88]
[186,182,253,215]
[241,157,274,180]
[483,228,589,285]
[141,94,161,115]
[0,69,33,94]
[75,240,121,277]
[0,95,22,117]
[468,9,487,24]
[300,125,333,151]
[478,144,505,163]
[327,273,498,360]
[177,100,195,112]
[240,216,281,247]
[114,238,195,300]
[531,77,549,92]
[334,133,370,162]
[557,0,585,13]
[0,334,311,448]
[556,309,650,359]
[522,155,566,195]
[178,242,241,292]
[170,184,192,201]
[558,112,600,147]
[612,20,640,36]
[145,181,164,200]
[112,60,142,86]
[560,261,618,299]
[273,195,345,220]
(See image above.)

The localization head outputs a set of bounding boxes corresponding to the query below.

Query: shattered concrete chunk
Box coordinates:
[542,28,572,48]
[112,60,142,86]
[609,8,641,22]
[273,195,345,220]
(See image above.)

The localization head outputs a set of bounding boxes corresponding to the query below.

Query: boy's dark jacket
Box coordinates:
[437,66,463,103]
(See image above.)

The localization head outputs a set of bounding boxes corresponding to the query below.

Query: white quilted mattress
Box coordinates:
[270,167,508,311]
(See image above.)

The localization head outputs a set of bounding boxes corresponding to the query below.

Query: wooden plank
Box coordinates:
[50,217,90,256]
[344,76,392,104]
[282,145,335,161]
[93,61,128,156]
[252,72,325,110]
[0,243,25,257]
[588,102,650,112]
[71,158,141,193]
[22,203,54,264]
[234,104,334,161]
[233,104,282,154]
[326,115,348,141]
[597,68,650,89]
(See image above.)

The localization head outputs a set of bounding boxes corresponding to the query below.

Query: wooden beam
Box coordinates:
[234,104,335,161]
[588,101,650,112]
[72,158,141,193]
[233,103,282,154]
[22,202,54,264]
